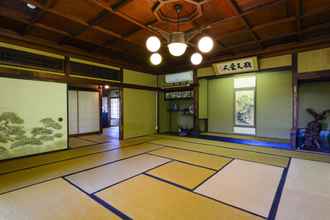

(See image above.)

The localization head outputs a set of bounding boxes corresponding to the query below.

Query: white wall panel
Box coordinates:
[68,90,78,135]
[78,91,100,134]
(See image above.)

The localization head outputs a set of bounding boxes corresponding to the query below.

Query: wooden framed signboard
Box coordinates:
[213,56,259,75]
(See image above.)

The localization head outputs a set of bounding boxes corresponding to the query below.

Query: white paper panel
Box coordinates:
[78,91,100,133]
[68,90,78,135]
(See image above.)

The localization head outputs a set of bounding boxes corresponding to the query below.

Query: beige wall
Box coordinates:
[197,66,215,78]
[259,54,292,70]
[123,69,157,87]
[123,88,157,139]
[298,47,330,73]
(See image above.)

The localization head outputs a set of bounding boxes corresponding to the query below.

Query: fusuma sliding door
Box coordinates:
[0,77,68,160]
[68,90,100,135]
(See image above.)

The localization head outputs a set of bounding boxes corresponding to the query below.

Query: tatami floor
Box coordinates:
[1,134,330,220]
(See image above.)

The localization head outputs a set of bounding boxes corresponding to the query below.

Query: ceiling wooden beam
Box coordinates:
[59,9,110,44]
[86,0,159,36]
[22,0,56,35]
[18,0,145,48]
[225,0,263,49]
[296,0,303,39]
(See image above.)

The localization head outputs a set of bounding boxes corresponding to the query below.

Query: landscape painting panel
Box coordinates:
[235,90,255,127]
[0,77,67,160]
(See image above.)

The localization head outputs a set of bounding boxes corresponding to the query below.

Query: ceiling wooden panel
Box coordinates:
[39,12,86,35]
[118,0,156,24]
[245,1,287,26]
[97,13,141,35]
[236,0,276,11]
[52,0,104,22]
[0,0,329,71]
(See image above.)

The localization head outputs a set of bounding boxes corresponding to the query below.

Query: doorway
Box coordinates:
[102,88,121,139]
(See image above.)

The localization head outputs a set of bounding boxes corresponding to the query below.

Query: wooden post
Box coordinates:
[193,69,199,132]
[291,52,299,149]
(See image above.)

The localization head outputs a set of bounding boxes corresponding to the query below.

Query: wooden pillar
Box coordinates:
[193,69,199,131]
[291,52,299,149]
[119,68,124,140]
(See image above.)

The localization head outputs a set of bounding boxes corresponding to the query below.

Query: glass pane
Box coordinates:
[233,127,256,135]
[110,98,120,119]
[234,76,256,88]
[102,97,108,113]
[235,90,255,126]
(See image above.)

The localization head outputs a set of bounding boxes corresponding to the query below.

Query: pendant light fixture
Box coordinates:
[150,53,162,65]
[190,52,203,65]
[167,5,187,57]
[145,2,215,66]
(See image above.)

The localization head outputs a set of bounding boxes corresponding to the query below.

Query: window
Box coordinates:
[110,98,120,119]
[102,97,108,113]
[234,76,256,135]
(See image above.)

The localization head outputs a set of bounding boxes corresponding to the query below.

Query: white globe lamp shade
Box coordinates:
[168,42,187,57]
[191,52,203,65]
[150,53,162,65]
[146,36,161,52]
[198,36,214,53]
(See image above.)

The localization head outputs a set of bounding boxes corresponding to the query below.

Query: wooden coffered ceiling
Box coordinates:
[0,0,330,73]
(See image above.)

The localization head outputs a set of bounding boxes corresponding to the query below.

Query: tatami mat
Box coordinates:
[79,134,117,143]
[0,143,119,175]
[147,161,215,189]
[150,147,231,170]
[0,178,120,220]
[151,138,289,167]
[276,159,330,220]
[69,137,96,148]
[195,159,283,217]
[160,135,330,164]
[96,175,263,220]
[66,154,170,194]
[0,136,158,175]
[0,143,162,194]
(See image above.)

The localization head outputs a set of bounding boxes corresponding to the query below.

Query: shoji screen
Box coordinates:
[0,77,67,160]
[68,90,78,135]
[78,91,100,133]
[68,90,100,135]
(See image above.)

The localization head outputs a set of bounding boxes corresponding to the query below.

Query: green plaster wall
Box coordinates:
[256,71,292,139]
[123,69,157,87]
[299,82,330,129]
[198,79,208,119]
[159,92,170,133]
[207,71,292,139]
[123,88,156,139]
[208,77,234,133]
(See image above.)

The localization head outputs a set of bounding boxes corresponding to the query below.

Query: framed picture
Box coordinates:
[234,89,255,127]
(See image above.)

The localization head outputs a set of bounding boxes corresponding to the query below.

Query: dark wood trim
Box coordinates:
[193,69,199,131]
[68,86,99,92]
[69,131,100,137]
[160,85,196,92]
[120,87,124,140]
[99,86,103,134]
[259,66,292,72]
[291,52,299,149]
[156,75,160,134]
[297,69,330,81]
